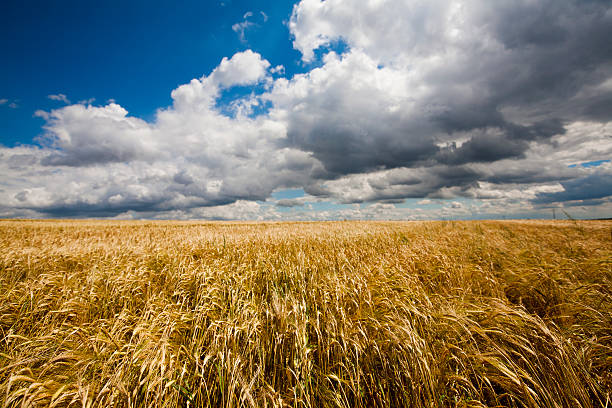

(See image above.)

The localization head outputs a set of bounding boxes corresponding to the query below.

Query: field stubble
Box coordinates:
[0,220,610,407]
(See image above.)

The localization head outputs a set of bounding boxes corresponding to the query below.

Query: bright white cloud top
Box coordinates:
[1,0,611,220]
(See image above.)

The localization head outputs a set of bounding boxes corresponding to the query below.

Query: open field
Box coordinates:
[0,220,610,407]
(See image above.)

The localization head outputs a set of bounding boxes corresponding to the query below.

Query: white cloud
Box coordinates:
[290,0,470,64]
[232,21,254,43]
[36,103,155,166]
[270,65,285,75]
[1,98,18,108]
[78,97,96,105]
[232,10,268,43]
[212,50,270,88]
[171,50,270,110]
[48,94,70,104]
[0,51,323,218]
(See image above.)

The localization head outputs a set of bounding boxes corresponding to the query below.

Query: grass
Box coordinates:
[0,219,610,407]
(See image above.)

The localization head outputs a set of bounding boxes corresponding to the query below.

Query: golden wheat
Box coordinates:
[0,220,610,407]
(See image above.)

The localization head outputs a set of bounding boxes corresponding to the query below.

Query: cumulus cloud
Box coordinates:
[275,199,301,208]
[48,94,70,104]
[535,165,612,204]
[1,98,18,109]
[1,51,321,217]
[278,0,612,177]
[232,11,268,43]
[35,103,154,166]
[269,0,612,210]
[170,49,271,112]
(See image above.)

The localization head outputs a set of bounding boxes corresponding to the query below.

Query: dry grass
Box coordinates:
[0,220,610,407]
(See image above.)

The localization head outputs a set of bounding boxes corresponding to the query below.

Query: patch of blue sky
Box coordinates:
[272,188,305,200]
[247,99,274,118]
[310,200,348,212]
[303,38,351,70]
[568,159,610,168]
[397,199,439,209]
[0,0,301,147]
[0,111,47,147]
[275,205,302,213]
[214,81,271,118]
[448,197,478,205]
[397,198,459,209]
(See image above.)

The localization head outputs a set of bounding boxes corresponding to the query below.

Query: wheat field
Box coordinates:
[0,220,610,407]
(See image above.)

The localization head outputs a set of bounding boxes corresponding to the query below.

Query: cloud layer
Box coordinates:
[1,0,611,219]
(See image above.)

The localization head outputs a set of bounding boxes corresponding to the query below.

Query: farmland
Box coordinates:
[0,220,610,407]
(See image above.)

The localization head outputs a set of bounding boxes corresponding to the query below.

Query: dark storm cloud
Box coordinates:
[325,159,607,205]
[534,172,612,204]
[433,105,505,135]
[26,197,171,218]
[435,119,566,166]
[303,183,332,198]
[41,150,140,167]
[276,84,442,177]
[22,190,239,218]
[483,168,575,185]
[436,135,529,165]
[173,171,195,186]
[287,123,439,176]
[330,165,484,204]
[275,198,304,207]
[486,1,612,109]
[580,91,612,122]
[278,0,612,185]
[563,198,609,208]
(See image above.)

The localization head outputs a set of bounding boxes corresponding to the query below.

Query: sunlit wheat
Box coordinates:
[0,220,610,407]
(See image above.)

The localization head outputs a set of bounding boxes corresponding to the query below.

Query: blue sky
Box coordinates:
[0,0,611,220]
[0,0,301,145]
